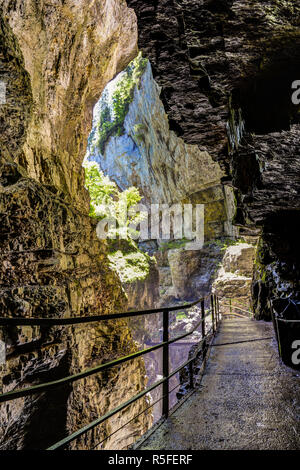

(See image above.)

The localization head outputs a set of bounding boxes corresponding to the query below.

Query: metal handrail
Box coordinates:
[0,296,211,327]
[47,343,207,451]
[0,294,221,450]
[271,301,300,362]
[220,297,254,317]
[223,303,253,316]
[0,310,212,404]
[274,318,300,323]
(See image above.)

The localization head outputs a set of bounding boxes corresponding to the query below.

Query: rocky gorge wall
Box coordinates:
[0,1,152,450]
[213,241,256,316]
[1,0,299,450]
[86,58,237,241]
[127,0,300,320]
[85,53,240,308]
[236,128,300,319]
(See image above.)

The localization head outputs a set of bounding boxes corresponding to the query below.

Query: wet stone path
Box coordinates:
[137,317,300,450]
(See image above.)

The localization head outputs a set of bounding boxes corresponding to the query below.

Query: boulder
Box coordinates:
[223,243,255,277]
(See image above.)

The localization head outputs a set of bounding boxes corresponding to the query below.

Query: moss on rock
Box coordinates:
[95,52,148,154]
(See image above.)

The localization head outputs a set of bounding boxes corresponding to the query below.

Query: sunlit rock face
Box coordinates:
[85,57,239,310]
[128,0,300,318]
[0,1,152,450]
[88,61,224,204]
[86,60,237,240]
[0,0,138,209]
[213,243,256,316]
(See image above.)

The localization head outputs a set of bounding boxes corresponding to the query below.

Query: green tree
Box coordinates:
[84,161,146,240]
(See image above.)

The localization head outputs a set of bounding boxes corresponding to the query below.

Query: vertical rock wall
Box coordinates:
[127,0,300,318]
[86,59,237,241]
[213,242,256,316]
[0,1,152,450]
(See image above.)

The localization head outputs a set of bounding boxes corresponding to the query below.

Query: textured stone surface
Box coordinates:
[86,60,234,240]
[234,129,300,318]
[125,259,160,347]
[156,242,224,305]
[0,1,152,450]
[213,242,256,315]
[1,0,138,208]
[125,260,159,312]
[128,0,300,317]
[159,267,172,288]
[223,243,255,277]
[127,0,229,161]
[88,61,224,202]
[233,127,300,227]
[168,248,201,298]
[252,233,299,321]
[128,0,300,158]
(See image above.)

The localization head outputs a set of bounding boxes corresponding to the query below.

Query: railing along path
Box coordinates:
[0,294,221,449]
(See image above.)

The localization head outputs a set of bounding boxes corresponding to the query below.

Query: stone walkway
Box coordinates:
[137,317,300,450]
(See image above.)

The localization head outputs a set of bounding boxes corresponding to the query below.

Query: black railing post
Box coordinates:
[211,295,215,332]
[162,309,169,418]
[201,299,205,338]
[0,293,226,450]
[214,295,217,327]
[213,295,217,325]
[214,295,218,325]
[189,360,194,389]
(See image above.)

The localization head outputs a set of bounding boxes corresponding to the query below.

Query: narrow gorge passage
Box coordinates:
[0,0,300,453]
[82,51,237,424]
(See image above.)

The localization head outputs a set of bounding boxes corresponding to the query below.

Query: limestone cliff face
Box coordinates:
[0,1,152,450]
[88,60,224,204]
[128,0,300,318]
[124,258,160,347]
[86,60,237,240]
[166,242,225,301]
[213,242,256,316]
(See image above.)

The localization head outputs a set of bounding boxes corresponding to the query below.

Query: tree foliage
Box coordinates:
[84,161,147,240]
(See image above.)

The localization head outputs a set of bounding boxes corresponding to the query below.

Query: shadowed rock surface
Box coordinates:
[128,0,300,318]
[213,242,256,315]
